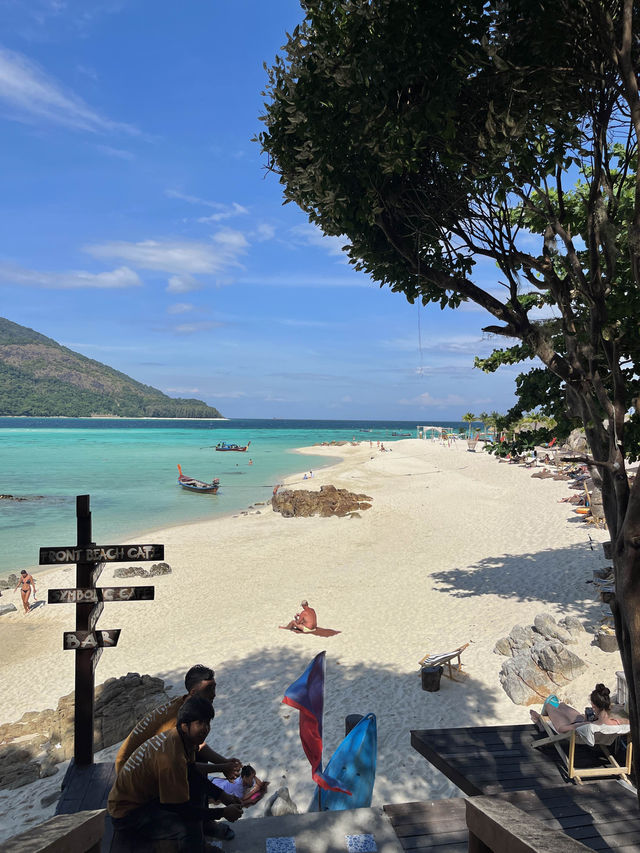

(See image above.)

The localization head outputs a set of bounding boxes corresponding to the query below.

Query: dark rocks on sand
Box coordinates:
[271,484,373,518]
[0,672,169,789]
[499,641,587,705]
[0,603,17,616]
[113,562,171,579]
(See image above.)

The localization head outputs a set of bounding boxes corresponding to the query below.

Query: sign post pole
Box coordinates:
[74,494,97,766]
[41,497,160,768]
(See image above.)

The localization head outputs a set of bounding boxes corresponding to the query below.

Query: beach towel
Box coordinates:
[279,625,341,637]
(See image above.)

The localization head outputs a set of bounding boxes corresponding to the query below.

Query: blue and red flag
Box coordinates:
[283,651,351,795]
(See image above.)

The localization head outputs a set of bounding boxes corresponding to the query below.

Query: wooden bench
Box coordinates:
[1,809,105,853]
[466,796,591,852]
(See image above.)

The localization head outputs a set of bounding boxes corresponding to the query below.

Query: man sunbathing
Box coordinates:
[530,683,624,732]
[280,599,317,632]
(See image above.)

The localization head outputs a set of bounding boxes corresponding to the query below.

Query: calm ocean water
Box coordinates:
[0,418,464,576]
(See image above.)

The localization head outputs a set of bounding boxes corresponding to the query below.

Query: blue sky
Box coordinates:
[0,0,528,420]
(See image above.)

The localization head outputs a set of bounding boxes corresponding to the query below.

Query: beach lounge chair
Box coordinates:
[531,715,633,784]
[418,643,469,681]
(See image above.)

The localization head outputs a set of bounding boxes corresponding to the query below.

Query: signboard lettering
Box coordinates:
[39,544,164,565]
[49,586,155,604]
[63,630,121,650]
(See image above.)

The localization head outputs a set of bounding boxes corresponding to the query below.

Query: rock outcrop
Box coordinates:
[0,672,169,789]
[265,787,298,817]
[113,562,172,579]
[272,485,373,518]
[495,613,587,705]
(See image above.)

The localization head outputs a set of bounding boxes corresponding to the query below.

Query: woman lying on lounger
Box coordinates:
[530,683,624,732]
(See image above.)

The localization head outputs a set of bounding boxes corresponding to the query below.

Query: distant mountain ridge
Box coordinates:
[0,317,223,418]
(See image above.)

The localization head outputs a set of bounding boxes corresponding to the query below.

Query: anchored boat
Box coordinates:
[177,464,220,493]
[214,441,251,452]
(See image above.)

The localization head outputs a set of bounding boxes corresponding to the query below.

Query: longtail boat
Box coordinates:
[215,441,251,452]
[177,464,220,493]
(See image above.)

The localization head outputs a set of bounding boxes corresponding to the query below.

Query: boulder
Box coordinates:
[493,637,512,656]
[265,787,298,817]
[0,603,17,616]
[533,613,572,644]
[0,672,169,787]
[149,563,172,576]
[499,640,587,705]
[559,616,586,638]
[272,485,373,518]
[0,578,10,589]
[566,429,588,453]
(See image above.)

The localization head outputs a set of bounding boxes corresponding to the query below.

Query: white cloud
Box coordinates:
[0,47,139,135]
[210,390,248,399]
[86,234,247,275]
[165,190,249,223]
[382,333,503,355]
[398,391,465,408]
[167,302,193,315]
[197,203,249,224]
[166,387,201,394]
[96,145,134,160]
[166,274,199,294]
[174,321,222,334]
[238,273,371,288]
[0,262,141,289]
[290,223,349,258]
[255,223,276,241]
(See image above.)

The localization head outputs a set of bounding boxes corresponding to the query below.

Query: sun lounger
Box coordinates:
[531,715,632,784]
[418,643,469,681]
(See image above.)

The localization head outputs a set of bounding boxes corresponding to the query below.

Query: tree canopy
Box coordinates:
[260,0,640,805]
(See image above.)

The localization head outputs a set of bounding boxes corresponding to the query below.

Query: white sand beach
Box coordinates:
[0,438,620,841]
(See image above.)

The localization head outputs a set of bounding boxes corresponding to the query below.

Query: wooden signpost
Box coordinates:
[42,495,161,766]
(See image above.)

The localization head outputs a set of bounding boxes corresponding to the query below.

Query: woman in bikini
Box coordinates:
[14,569,36,614]
[530,683,623,732]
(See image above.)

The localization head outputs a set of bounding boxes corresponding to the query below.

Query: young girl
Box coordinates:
[210,764,269,806]
[530,683,624,732]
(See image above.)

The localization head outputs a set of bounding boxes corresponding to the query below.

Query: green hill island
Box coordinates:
[0,317,223,418]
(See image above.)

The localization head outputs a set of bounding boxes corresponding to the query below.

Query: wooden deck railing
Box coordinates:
[2,808,105,853]
[466,796,591,852]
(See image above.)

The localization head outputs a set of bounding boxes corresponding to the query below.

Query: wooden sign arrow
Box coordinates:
[39,544,164,565]
[63,629,121,650]
[48,586,155,604]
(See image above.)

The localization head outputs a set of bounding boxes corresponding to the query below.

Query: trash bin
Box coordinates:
[345,714,364,735]
[421,665,444,692]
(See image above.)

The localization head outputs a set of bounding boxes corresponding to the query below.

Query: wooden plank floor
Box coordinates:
[385,786,640,852]
[411,723,634,795]
[55,761,118,852]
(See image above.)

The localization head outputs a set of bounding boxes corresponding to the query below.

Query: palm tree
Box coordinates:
[478,411,489,437]
[462,412,476,438]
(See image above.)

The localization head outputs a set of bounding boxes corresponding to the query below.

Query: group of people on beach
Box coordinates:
[107,663,268,852]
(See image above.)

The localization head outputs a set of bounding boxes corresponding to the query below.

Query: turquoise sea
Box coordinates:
[0,418,464,577]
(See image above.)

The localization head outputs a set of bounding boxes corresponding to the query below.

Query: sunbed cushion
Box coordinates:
[575,722,630,747]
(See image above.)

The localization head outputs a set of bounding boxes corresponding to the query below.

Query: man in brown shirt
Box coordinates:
[108,695,242,851]
[116,663,241,778]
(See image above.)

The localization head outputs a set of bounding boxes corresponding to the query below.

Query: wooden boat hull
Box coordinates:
[215,441,251,452]
[177,465,220,493]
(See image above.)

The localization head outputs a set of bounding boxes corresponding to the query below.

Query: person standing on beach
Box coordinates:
[14,570,36,614]
[116,664,241,779]
[108,696,243,852]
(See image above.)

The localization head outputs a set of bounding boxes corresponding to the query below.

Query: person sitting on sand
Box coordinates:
[108,696,243,853]
[530,683,624,732]
[14,569,36,614]
[281,599,317,632]
[210,764,269,807]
